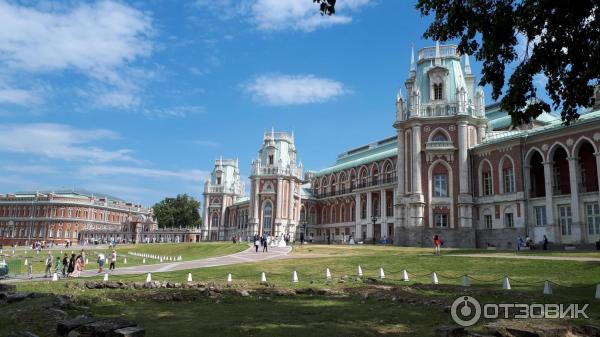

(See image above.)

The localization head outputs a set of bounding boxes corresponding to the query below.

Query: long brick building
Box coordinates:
[203,43,600,249]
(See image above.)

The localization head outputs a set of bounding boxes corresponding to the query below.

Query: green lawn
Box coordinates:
[6,244,600,337]
[1,242,248,275]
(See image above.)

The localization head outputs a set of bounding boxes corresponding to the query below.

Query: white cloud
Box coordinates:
[81,165,210,183]
[0,164,57,174]
[0,123,135,163]
[0,1,154,110]
[244,74,348,106]
[0,87,41,106]
[0,1,153,75]
[194,0,372,32]
[143,105,204,119]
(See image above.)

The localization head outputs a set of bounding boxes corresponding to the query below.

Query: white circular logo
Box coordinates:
[451,296,481,327]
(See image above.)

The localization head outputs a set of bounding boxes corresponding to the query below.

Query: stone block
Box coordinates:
[56,316,96,336]
[77,319,136,337]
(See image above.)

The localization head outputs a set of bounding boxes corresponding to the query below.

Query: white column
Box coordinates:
[276,178,282,221]
[366,191,373,239]
[380,189,387,238]
[397,129,405,195]
[596,152,600,211]
[458,122,468,194]
[354,193,361,239]
[252,178,260,234]
[542,161,556,241]
[412,125,422,194]
[288,179,294,220]
[568,157,581,241]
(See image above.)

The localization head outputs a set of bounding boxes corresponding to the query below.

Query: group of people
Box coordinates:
[517,235,549,251]
[96,250,117,273]
[42,250,86,279]
[253,234,270,252]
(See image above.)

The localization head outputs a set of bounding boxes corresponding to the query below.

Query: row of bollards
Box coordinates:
[129,252,182,263]
[45,266,600,300]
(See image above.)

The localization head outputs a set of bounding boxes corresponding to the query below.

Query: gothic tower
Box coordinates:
[202,157,244,240]
[248,130,302,239]
[393,43,487,247]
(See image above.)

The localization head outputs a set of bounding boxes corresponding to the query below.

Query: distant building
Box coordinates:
[203,43,600,249]
[0,189,156,246]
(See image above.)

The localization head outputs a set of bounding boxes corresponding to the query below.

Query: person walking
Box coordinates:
[62,254,69,277]
[300,232,305,245]
[72,254,83,277]
[254,235,260,253]
[97,252,106,273]
[516,236,523,252]
[109,250,117,271]
[67,253,76,276]
[433,235,442,256]
[543,235,548,250]
[262,234,268,253]
[44,251,54,278]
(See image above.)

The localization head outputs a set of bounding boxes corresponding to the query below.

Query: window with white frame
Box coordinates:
[433,83,443,100]
[558,205,572,236]
[586,203,600,235]
[504,213,514,228]
[49,228,54,238]
[484,214,493,229]
[482,171,492,196]
[534,206,547,226]
[503,167,515,193]
[434,213,448,227]
[433,174,448,197]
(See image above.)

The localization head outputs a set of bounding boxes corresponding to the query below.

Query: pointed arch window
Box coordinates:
[263,202,273,235]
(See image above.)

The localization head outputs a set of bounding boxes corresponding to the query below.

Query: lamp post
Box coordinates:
[371,215,377,245]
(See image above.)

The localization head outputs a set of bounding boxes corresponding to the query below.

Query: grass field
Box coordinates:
[4,244,600,337]
[1,242,248,275]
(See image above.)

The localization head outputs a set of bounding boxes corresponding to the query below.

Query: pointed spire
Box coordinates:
[291,129,295,142]
[409,44,415,75]
[271,127,275,140]
[464,53,472,75]
[435,41,441,66]
[396,88,404,102]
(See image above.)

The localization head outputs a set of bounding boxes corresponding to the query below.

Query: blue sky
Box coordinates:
[0,0,511,206]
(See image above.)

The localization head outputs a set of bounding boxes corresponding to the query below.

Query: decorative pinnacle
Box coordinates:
[464,53,472,75]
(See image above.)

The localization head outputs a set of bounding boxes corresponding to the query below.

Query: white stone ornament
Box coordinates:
[357,265,363,277]
[401,270,409,282]
[432,272,439,285]
[292,270,298,283]
[187,273,193,282]
[462,275,470,287]
[52,273,58,281]
[146,273,152,283]
[379,267,385,279]
[227,273,232,283]
[103,273,109,282]
[326,268,332,281]
[502,277,511,290]
[543,281,552,295]
[261,272,267,283]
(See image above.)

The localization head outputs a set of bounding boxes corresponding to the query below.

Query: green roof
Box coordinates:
[11,189,126,203]
[315,136,397,176]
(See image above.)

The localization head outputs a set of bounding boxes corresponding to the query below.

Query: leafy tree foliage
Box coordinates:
[314,0,336,16]
[153,194,201,228]
[315,0,600,125]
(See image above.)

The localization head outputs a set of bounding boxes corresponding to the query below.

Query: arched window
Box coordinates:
[331,207,337,223]
[351,204,356,221]
[432,133,448,142]
[211,213,219,228]
[262,202,273,235]
[433,83,443,100]
[501,157,515,193]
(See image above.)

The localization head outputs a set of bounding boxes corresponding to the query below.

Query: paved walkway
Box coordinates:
[446,253,600,262]
[1,245,292,283]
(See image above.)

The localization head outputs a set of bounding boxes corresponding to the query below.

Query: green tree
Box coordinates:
[153,194,201,228]
[316,1,600,125]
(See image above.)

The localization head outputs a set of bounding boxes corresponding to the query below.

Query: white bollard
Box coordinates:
[142,258,146,264]
[146,272,152,283]
[292,270,299,283]
[187,273,193,282]
[160,257,163,263]
[595,284,600,299]
[60,250,63,254]
[178,256,182,261]
[326,268,332,281]
[261,272,267,283]
[502,277,511,290]
[357,265,363,277]
[379,267,385,279]
[543,281,552,295]
[37,250,39,255]
[124,258,127,264]
[52,273,58,281]
[103,273,109,282]
[24,258,28,266]
[401,270,409,282]
[85,258,89,265]
[227,273,232,283]
[432,272,439,285]
[462,275,470,287]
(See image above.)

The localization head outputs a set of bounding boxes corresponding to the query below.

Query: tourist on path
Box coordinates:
[254,236,260,253]
[97,252,106,273]
[433,235,442,256]
[44,251,54,278]
[67,253,76,276]
[71,254,83,277]
[62,254,69,277]
[262,235,268,253]
[543,235,548,250]
[109,250,117,271]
